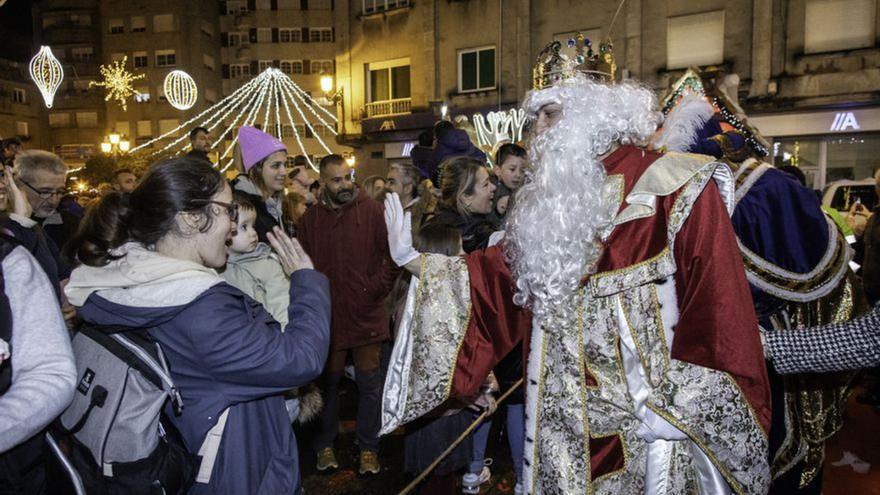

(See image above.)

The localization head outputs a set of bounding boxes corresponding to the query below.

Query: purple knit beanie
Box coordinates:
[238,126,287,171]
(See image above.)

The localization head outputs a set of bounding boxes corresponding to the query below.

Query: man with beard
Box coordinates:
[380,36,771,495]
[186,126,214,165]
[296,154,399,475]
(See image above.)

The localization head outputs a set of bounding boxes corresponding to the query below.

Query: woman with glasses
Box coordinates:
[65,159,331,494]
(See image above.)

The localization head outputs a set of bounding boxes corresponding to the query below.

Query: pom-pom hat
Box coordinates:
[238,126,287,171]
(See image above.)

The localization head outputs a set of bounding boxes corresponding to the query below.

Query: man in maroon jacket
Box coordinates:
[297,154,398,475]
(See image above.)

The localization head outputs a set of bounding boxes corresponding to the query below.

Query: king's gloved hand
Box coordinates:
[384,192,420,267]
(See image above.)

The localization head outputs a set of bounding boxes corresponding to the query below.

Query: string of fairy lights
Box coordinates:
[130,68,338,171]
[662,69,769,157]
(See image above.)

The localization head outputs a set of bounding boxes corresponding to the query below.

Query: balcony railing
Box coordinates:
[364,98,411,119]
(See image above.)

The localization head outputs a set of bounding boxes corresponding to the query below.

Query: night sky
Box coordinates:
[0,0,36,62]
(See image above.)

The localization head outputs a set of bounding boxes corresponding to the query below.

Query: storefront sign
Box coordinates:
[750,106,880,137]
[829,112,860,132]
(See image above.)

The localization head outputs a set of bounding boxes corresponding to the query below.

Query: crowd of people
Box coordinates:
[3,41,880,495]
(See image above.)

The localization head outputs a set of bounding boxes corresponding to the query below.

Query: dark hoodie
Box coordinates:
[426,129,487,183]
[296,189,399,350]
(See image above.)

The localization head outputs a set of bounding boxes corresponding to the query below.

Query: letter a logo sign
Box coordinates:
[830,112,860,132]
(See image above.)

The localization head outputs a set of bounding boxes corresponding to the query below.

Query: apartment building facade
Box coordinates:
[0,59,48,150]
[218,0,352,165]
[335,0,880,186]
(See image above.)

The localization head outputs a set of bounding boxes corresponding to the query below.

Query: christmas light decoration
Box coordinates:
[163,70,198,110]
[29,46,64,108]
[90,57,146,111]
[472,108,527,165]
[131,67,339,172]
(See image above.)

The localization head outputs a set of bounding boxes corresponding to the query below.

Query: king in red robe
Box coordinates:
[382,37,771,495]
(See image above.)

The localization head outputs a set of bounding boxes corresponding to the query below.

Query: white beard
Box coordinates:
[505,78,661,318]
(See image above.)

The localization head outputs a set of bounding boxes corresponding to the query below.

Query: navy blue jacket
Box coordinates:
[75,270,331,494]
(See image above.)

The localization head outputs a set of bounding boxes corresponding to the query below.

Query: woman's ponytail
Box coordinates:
[66,191,132,267]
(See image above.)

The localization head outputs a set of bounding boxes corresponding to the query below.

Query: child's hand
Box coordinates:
[267,226,314,276]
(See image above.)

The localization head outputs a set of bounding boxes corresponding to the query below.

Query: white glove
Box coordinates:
[636,408,689,443]
[384,192,420,267]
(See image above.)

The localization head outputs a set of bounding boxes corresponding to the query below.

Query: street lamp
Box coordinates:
[344,153,356,167]
[318,71,345,135]
[101,130,130,156]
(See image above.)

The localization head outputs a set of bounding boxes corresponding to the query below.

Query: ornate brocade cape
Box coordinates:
[382,146,772,494]
[730,159,860,490]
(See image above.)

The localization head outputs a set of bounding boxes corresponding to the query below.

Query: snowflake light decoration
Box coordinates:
[90,57,145,111]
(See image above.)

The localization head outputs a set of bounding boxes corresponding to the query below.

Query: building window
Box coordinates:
[158,119,180,136]
[70,14,92,26]
[311,60,334,74]
[137,120,152,137]
[201,21,214,37]
[72,47,94,62]
[157,85,167,102]
[131,16,146,32]
[281,124,294,138]
[279,28,301,42]
[310,27,332,42]
[230,64,251,79]
[256,0,272,10]
[368,59,411,103]
[203,54,215,70]
[12,88,26,104]
[226,0,247,14]
[666,11,725,69]
[805,0,876,54]
[109,18,124,34]
[42,16,60,29]
[292,61,304,74]
[228,32,244,46]
[153,14,174,33]
[280,60,294,74]
[110,52,126,62]
[363,0,409,14]
[156,50,176,67]
[116,121,131,137]
[49,113,70,128]
[133,51,148,68]
[259,60,273,72]
[76,112,98,128]
[15,122,28,137]
[135,86,150,102]
[458,46,495,92]
[257,28,272,43]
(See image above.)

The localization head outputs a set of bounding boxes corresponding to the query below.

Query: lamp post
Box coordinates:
[100,130,130,156]
[319,72,345,136]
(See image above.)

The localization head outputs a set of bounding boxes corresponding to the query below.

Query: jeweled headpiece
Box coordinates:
[532,33,617,90]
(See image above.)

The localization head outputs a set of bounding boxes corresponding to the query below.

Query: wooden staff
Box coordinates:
[398,378,525,495]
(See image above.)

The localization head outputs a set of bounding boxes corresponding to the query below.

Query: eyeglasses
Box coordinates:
[190,199,239,223]
[21,180,67,200]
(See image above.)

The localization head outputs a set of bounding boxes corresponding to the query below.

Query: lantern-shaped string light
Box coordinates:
[29,46,64,108]
[163,70,198,111]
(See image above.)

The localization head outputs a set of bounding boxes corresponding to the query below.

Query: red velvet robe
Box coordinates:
[447,146,771,481]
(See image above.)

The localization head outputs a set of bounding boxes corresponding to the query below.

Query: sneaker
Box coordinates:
[316,448,338,472]
[514,481,524,495]
[358,450,380,475]
[462,465,491,494]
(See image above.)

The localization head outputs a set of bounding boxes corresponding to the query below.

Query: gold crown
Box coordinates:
[532,34,616,90]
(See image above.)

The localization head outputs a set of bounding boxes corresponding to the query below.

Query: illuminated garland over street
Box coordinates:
[29,46,64,108]
[131,67,339,172]
[90,57,146,111]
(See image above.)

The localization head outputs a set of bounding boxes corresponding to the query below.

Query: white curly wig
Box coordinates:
[505,76,661,317]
